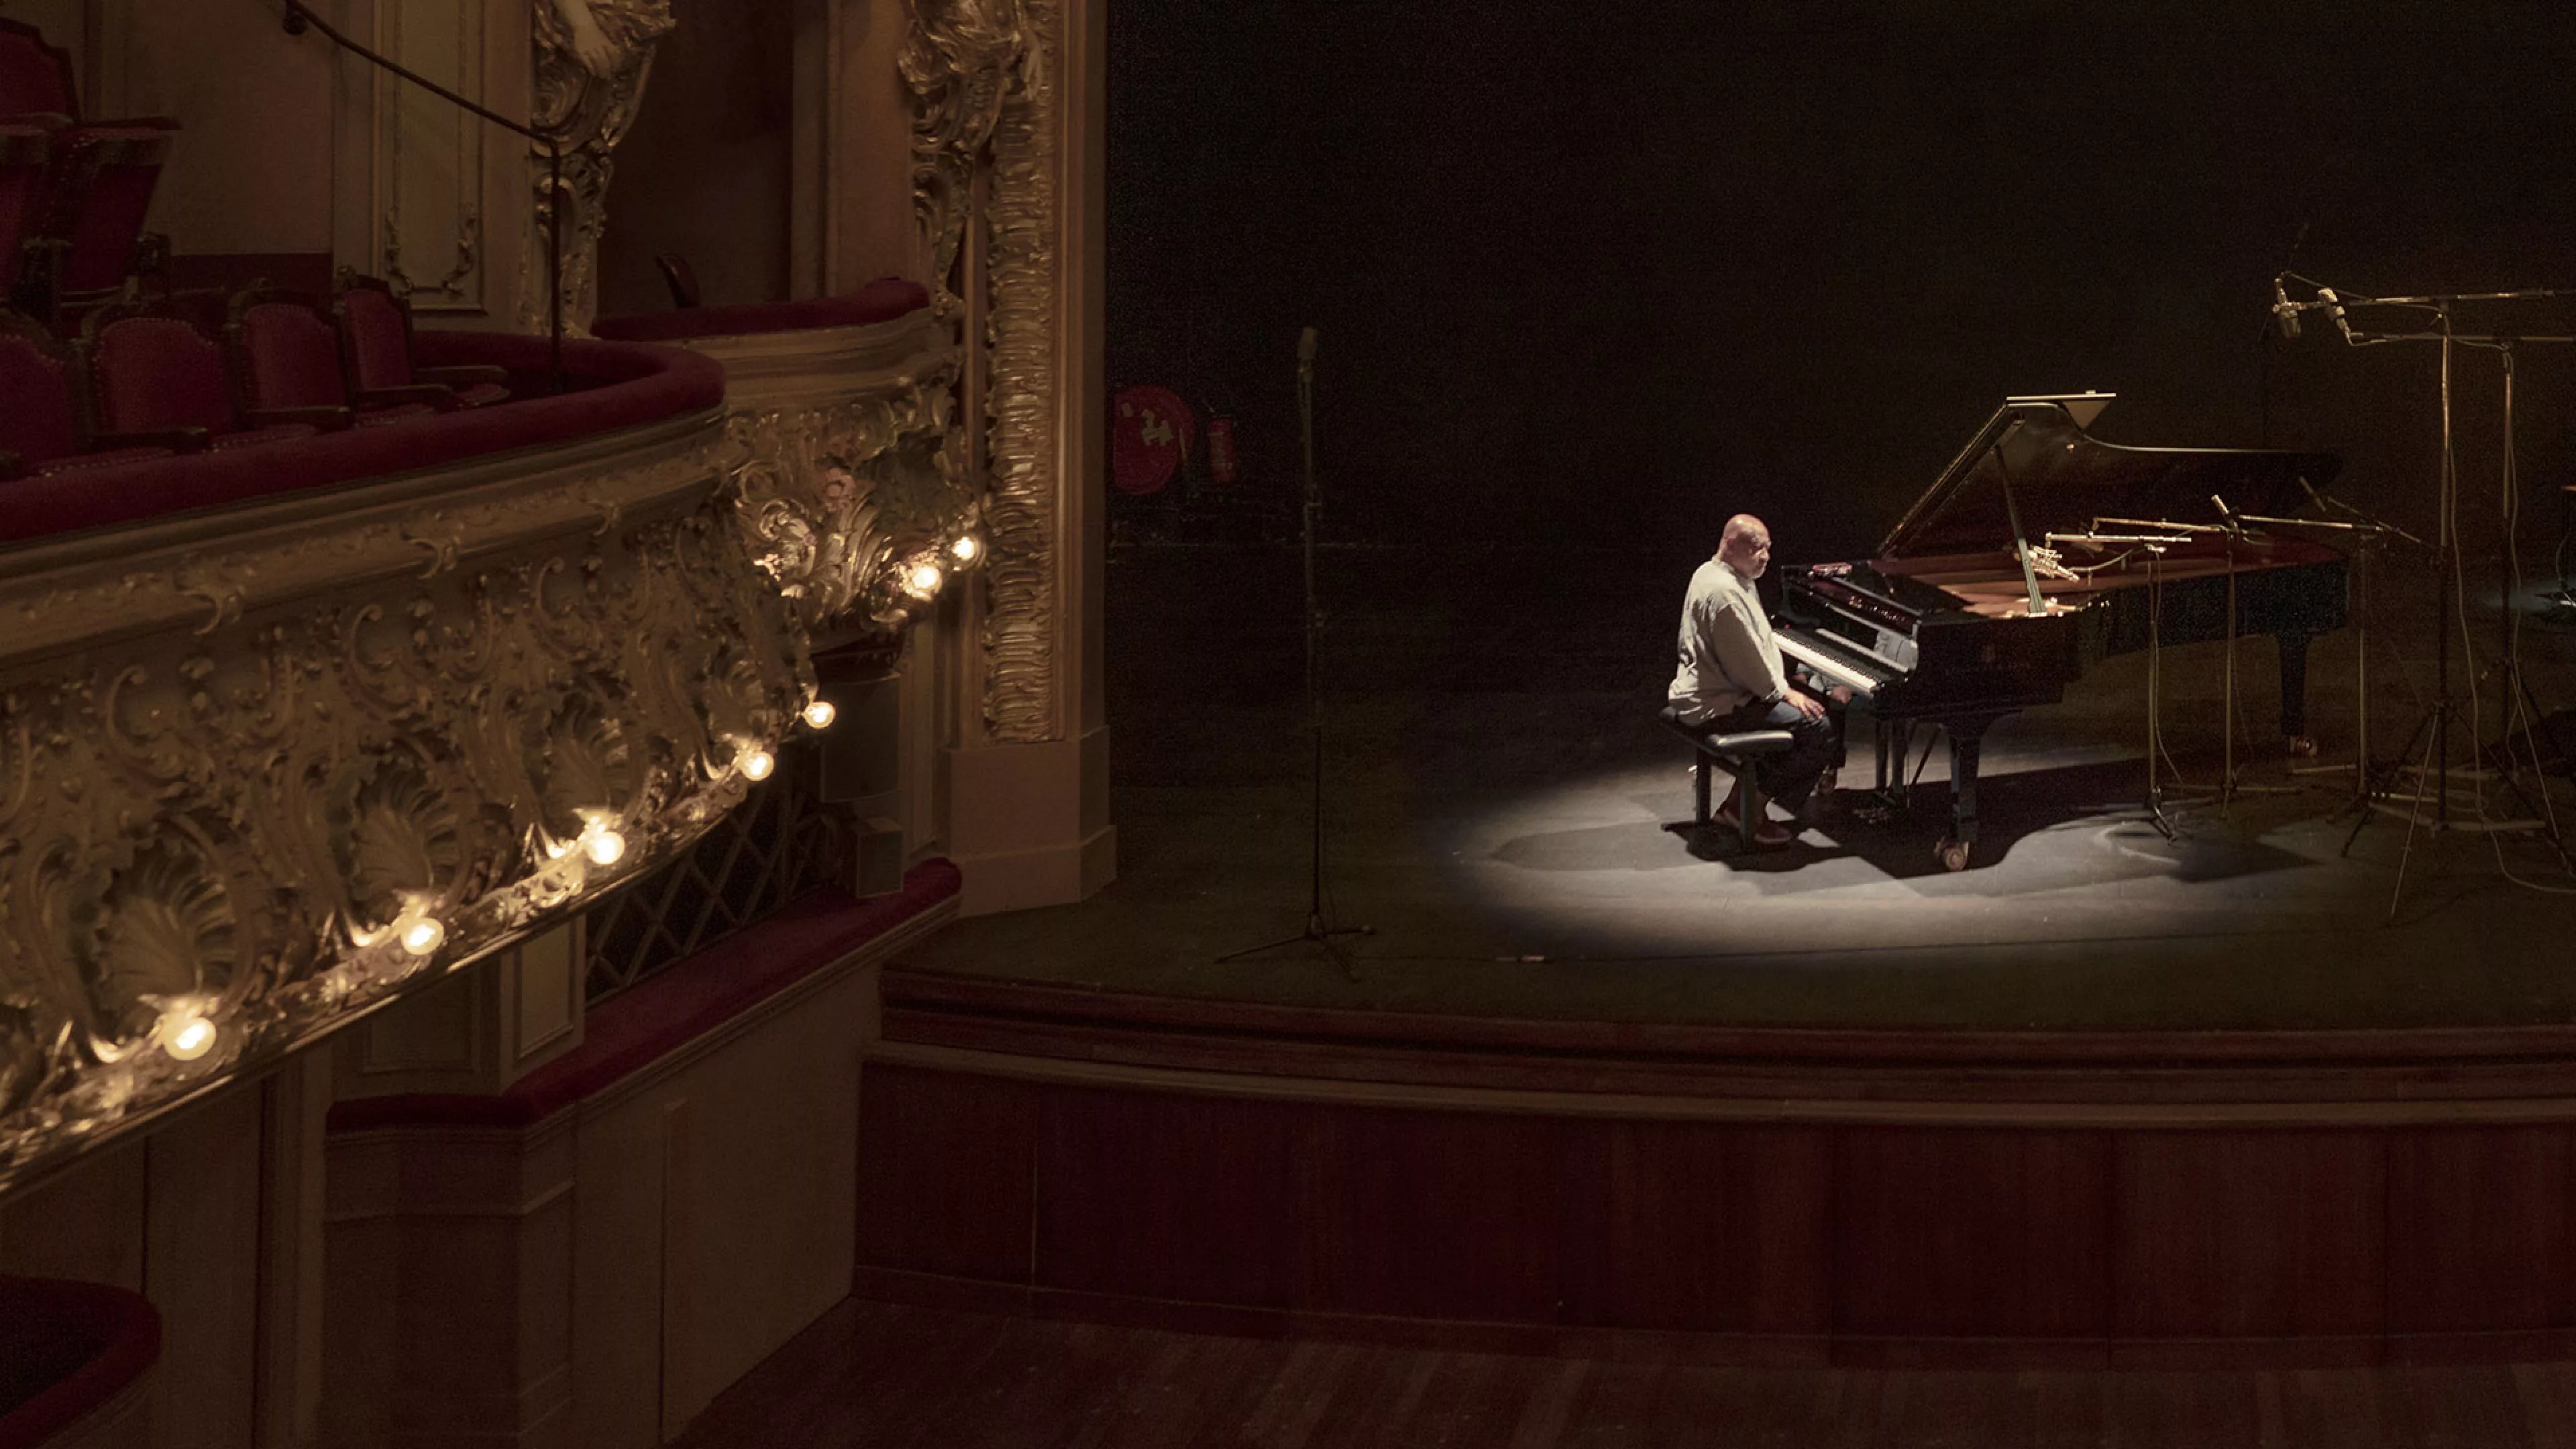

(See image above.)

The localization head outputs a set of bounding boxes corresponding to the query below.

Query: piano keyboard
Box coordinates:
[1776,630,1896,700]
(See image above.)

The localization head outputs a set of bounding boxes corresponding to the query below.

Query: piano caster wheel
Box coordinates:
[1936,837,1971,872]
[2287,735,2320,759]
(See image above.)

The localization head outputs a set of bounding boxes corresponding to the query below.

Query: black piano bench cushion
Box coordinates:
[1654,704,1796,759]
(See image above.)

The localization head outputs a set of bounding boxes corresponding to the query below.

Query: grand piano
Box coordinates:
[1774,393,2346,871]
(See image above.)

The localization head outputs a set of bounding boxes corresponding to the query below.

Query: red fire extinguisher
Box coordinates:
[1204,416,1237,485]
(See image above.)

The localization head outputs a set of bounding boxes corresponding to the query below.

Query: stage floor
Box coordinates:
[897,543,2576,1031]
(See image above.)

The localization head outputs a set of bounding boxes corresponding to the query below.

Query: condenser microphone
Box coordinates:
[2318,287,2351,340]
[1297,326,1317,370]
[2273,278,2302,339]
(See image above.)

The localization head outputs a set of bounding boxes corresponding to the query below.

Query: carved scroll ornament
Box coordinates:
[900,0,1026,321]
[679,315,978,638]
[904,0,1061,743]
[522,0,676,335]
[0,421,808,1191]
[728,378,976,635]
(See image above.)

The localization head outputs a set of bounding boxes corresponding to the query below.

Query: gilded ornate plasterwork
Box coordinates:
[728,376,971,633]
[0,419,807,1192]
[521,0,676,335]
[904,0,1063,743]
[677,312,976,638]
[900,0,1025,321]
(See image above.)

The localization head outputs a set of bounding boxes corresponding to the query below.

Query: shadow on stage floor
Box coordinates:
[1646,757,2314,888]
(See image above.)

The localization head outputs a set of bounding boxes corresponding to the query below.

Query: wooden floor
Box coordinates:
[674,1297,2576,1448]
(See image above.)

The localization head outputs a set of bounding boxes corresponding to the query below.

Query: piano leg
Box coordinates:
[1856,715,1908,824]
[2277,630,2318,757]
[1941,727,1985,872]
[1931,712,2016,871]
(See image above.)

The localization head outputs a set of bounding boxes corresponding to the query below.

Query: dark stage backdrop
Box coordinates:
[1109,1,2576,570]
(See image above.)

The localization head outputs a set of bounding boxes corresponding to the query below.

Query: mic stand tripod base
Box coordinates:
[1214,917,1373,982]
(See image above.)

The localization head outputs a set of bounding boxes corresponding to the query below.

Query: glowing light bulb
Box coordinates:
[802,698,837,730]
[736,745,775,782]
[949,534,981,564]
[398,915,446,956]
[166,1015,215,1061]
[584,826,626,866]
[906,561,944,597]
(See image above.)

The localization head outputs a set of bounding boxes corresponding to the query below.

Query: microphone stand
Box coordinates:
[2236,500,2410,813]
[2048,527,2199,839]
[2275,278,2573,908]
[1216,328,1370,980]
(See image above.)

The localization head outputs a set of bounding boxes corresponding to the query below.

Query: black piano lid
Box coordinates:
[1874,394,2344,560]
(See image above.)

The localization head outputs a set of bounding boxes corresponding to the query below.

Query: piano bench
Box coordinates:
[1658,710,1796,855]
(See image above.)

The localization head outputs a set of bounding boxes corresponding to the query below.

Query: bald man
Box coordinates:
[1666,514,1842,846]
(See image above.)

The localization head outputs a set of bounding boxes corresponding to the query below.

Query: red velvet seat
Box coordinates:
[335,273,511,409]
[79,302,345,454]
[40,123,173,301]
[0,20,78,119]
[0,121,53,299]
[0,20,176,317]
[0,306,169,479]
[229,285,435,429]
[0,19,178,133]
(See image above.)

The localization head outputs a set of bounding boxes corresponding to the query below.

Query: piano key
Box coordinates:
[1776,633,1886,699]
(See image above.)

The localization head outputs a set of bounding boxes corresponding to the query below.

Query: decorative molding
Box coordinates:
[678,313,976,636]
[903,0,1063,743]
[900,0,1022,323]
[384,207,482,304]
[372,0,491,313]
[979,0,1062,743]
[522,0,676,335]
[0,414,810,1195]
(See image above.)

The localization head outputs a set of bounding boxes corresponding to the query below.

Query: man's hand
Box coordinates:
[1786,687,1828,722]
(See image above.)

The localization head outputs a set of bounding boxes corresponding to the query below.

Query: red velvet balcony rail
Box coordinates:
[327,859,962,1135]
[0,331,724,545]
[589,278,929,344]
[0,1276,158,1449]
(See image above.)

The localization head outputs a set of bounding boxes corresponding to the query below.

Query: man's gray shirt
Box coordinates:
[1669,556,1786,726]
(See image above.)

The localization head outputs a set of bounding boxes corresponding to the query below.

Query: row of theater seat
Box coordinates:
[0,274,512,481]
[1,19,174,320]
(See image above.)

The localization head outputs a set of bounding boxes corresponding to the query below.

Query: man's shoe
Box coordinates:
[1712,804,1796,847]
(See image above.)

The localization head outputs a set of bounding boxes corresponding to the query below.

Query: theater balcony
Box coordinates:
[0,0,1114,1442]
[0,329,820,1194]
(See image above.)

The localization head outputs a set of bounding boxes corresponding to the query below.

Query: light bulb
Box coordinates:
[802,698,837,730]
[398,915,445,956]
[906,561,944,597]
[736,746,775,782]
[949,534,981,564]
[166,1015,215,1061]
[584,826,625,866]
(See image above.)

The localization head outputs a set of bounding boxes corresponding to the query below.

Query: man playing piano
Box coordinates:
[1668,514,1843,847]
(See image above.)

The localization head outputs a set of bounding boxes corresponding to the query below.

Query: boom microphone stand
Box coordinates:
[2482,341,2566,800]
[2273,278,2571,899]
[1216,327,1371,979]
